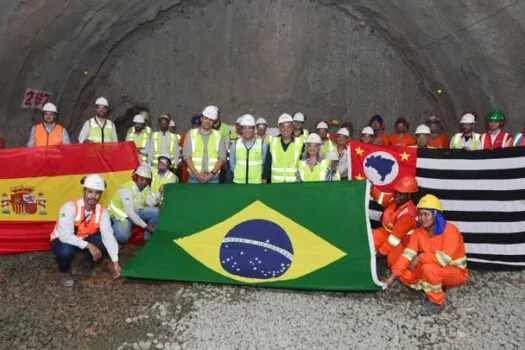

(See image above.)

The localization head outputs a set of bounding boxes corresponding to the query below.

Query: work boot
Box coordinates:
[422,300,444,315]
[60,273,75,287]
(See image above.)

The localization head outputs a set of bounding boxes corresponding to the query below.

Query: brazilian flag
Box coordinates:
[122,181,384,291]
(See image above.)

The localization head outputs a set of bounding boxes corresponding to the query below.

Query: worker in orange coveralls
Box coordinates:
[371,176,418,267]
[384,194,468,315]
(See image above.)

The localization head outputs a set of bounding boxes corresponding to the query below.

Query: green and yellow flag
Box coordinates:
[123,181,384,291]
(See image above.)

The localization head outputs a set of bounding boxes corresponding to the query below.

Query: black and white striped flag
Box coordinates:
[369,147,525,269]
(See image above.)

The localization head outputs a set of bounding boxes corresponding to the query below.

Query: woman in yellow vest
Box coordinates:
[230,115,266,184]
[126,114,151,163]
[151,154,177,204]
[316,121,336,158]
[297,133,330,182]
[27,103,70,147]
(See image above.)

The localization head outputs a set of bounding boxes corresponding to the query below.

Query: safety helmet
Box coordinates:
[426,115,440,125]
[393,176,418,193]
[42,103,57,113]
[487,108,505,122]
[293,113,305,122]
[417,194,442,211]
[133,114,145,124]
[139,111,149,121]
[460,113,476,124]
[158,153,172,164]
[306,133,322,144]
[325,150,339,161]
[370,114,384,123]
[361,126,375,135]
[95,97,109,107]
[158,114,171,121]
[134,164,152,179]
[316,121,329,130]
[239,114,256,127]
[82,174,106,191]
[256,117,267,125]
[415,124,431,135]
[278,113,294,125]
[169,120,176,127]
[202,105,219,120]
[336,128,350,137]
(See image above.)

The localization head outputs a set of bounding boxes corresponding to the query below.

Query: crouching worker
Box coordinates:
[384,195,468,315]
[371,176,418,267]
[151,154,177,205]
[50,174,120,287]
[108,164,159,243]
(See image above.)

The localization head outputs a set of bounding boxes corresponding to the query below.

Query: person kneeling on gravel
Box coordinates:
[383,194,468,315]
[50,174,121,287]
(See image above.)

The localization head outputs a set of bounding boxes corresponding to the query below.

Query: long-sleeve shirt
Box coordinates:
[449,133,482,150]
[27,123,70,147]
[78,117,118,143]
[229,138,268,170]
[182,130,228,172]
[55,201,119,262]
[336,147,349,178]
[117,186,157,228]
[147,131,180,166]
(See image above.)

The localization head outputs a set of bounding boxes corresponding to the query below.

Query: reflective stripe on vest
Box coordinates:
[34,123,63,147]
[321,140,336,157]
[151,168,176,194]
[189,129,221,173]
[233,138,264,184]
[298,159,329,182]
[451,133,480,149]
[513,133,524,147]
[88,118,114,143]
[108,181,150,221]
[481,131,510,149]
[50,199,103,241]
[151,131,178,166]
[269,137,301,183]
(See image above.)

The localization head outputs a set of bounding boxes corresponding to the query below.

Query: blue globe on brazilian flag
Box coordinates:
[122,181,383,291]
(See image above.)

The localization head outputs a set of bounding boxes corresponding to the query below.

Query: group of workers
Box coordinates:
[27,96,509,314]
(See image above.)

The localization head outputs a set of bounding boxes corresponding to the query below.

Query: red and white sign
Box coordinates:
[22,89,53,109]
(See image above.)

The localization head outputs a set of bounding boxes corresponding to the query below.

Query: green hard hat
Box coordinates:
[487,108,505,121]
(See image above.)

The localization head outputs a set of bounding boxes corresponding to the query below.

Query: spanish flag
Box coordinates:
[0,142,139,253]
[123,181,384,291]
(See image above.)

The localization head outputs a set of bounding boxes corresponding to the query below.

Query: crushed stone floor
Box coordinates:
[1,246,524,349]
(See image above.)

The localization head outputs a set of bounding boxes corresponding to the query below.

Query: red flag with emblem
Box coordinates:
[347,141,417,192]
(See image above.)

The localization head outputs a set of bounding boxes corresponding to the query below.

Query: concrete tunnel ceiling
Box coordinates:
[1,0,525,146]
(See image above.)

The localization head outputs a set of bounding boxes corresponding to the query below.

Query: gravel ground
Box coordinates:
[1,248,524,349]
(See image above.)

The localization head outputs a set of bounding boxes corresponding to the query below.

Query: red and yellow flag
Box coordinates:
[0,142,139,253]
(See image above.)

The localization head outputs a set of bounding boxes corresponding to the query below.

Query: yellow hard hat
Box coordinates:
[417,194,442,211]
[139,110,149,121]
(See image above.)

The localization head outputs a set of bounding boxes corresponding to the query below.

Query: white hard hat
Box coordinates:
[415,124,431,135]
[278,113,294,125]
[169,120,176,127]
[236,116,243,124]
[325,150,339,161]
[306,133,322,144]
[202,105,219,120]
[135,164,152,179]
[239,114,256,127]
[256,117,267,125]
[42,103,57,113]
[158,153,172,163]
[336,128,350,137]
[95,97,109,107]
[158,114,170,121]
[133,114,145,124]
[361,126,375,135]
[316,121,329,129]
[460,113,476,124]
[83,174,106,191]
[293,113,305,122]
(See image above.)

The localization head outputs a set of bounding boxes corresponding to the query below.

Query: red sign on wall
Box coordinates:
[22,89,53,109]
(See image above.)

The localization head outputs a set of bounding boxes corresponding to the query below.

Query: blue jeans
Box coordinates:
[112,207,160,243]
[50,233,108,273]
[188,175,220,184]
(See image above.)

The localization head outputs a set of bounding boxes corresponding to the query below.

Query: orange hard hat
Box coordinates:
[393,176,418,193]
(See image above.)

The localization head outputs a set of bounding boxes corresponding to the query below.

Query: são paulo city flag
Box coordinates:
[348,141,417,192]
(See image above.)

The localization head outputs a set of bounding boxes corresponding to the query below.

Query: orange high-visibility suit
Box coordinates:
[428,133,449,149]
[371,186,417,267]
[388,133,416,147]
[374,133,390,146]
[391,222,468,305]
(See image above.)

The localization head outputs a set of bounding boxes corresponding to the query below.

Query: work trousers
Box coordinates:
[50,233,108,273]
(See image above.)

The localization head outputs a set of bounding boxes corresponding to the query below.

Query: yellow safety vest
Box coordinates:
[87,118,115,143]
[298,159,329,182]
[126,127,151,162]
[320,139,336,157]
[108,181,151,221]
[269,137,302,183]
[151,131,178,166]
[151,168,177,204]
[450,133,480,149]
[188,129,221,173]
[233,138,264,184]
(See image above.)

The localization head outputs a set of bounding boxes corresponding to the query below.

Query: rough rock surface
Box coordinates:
[1,248,524,349]
[1,0,525,145]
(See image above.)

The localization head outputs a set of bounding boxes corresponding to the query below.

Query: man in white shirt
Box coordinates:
[50,174,120,287]
[78,97,118,143]
[449,113,482,150]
